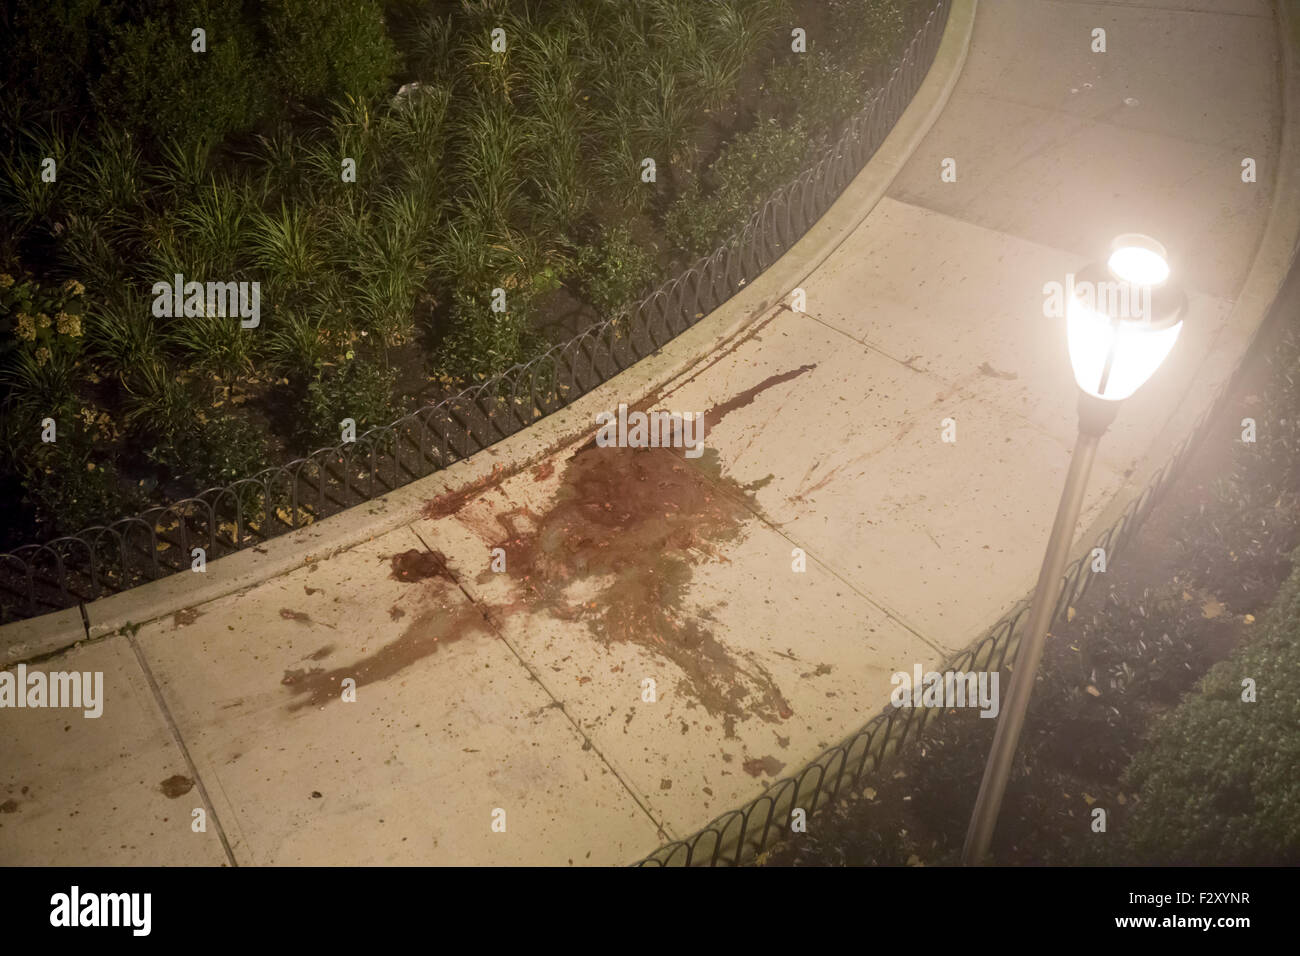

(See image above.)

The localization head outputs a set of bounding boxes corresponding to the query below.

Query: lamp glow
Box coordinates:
[1066,235,1184,401]
[1067,299,1182,400]
[1107,234,1171,285]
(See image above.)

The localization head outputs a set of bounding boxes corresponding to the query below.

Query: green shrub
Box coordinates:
[0,273,88,427]
[262,0,398,108]
[761,0,914,136]
[0,125,80,231]
[146,411,269,492]
[95,0,266,154]
[85,291,162,382]
[17,436,139,535]
[119,356,266,494]
[0,1,120,140]
[265,309,330,382]
[0,272,87,369]
[434,287,540,383]
[302,354,397,448]
[569,224,657,315]
[827,0,911,72]
[665,117,815,258]
[122,360,199,444]
[764,56,869,135]
[0,397,139,538]
[1120,561,1300,864]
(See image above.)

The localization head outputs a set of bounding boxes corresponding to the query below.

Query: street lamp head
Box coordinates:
[1067,234,1186,409]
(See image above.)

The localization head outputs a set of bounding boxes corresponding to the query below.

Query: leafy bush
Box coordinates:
[569,224,657,315]
[430,222,552,381]
[0,394,138,539]
[665,117,816,258]
[262,0,398,108]
[827,0,911,72]
[0,273,87,369]
[0,273,88,429]
[434,287,540,383]
[148,411,269,492]
[0,1,121,139]
[764,56,868,135]
[95,0,266,155]
[17,436,138,536]
[1120,561,1300,864]
[121,362,266,492]
[302,354,397,448]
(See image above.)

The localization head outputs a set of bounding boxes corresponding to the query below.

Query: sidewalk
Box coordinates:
[3,0,1296,865]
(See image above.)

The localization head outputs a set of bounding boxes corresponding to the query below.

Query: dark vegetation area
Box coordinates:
[760,291,1300,867]
[0,0,922,550]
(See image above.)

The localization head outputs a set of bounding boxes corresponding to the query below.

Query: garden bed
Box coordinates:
[0,0,925,555]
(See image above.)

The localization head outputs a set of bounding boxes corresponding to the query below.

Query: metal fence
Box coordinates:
[632,309,1260,866]
[0,0,953,623]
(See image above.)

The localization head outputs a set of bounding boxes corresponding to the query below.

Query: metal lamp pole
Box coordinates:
[961,395,1114,866]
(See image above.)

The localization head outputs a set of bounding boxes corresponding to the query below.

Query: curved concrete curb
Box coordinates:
[0,0,978,665]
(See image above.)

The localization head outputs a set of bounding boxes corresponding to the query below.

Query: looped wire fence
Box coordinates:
[0,0,954,624]
[632,322,1256,866]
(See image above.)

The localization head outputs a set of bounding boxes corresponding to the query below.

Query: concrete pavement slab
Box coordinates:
[133,528,662,864]
[647,305,950,528]
[0,638,229,865]
[771,388,1122,652]
[962,0,1279,150]
[889,90,1273,300]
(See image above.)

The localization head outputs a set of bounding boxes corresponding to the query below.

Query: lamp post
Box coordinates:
[961,234,1187,866]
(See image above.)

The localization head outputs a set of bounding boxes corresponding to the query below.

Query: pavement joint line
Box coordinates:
[799,306,932,370]
[670,445,950,657]
[205,758,253,865]
[406,526,678,843]
[125,630,239,867]
[1044,0,1272,20]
